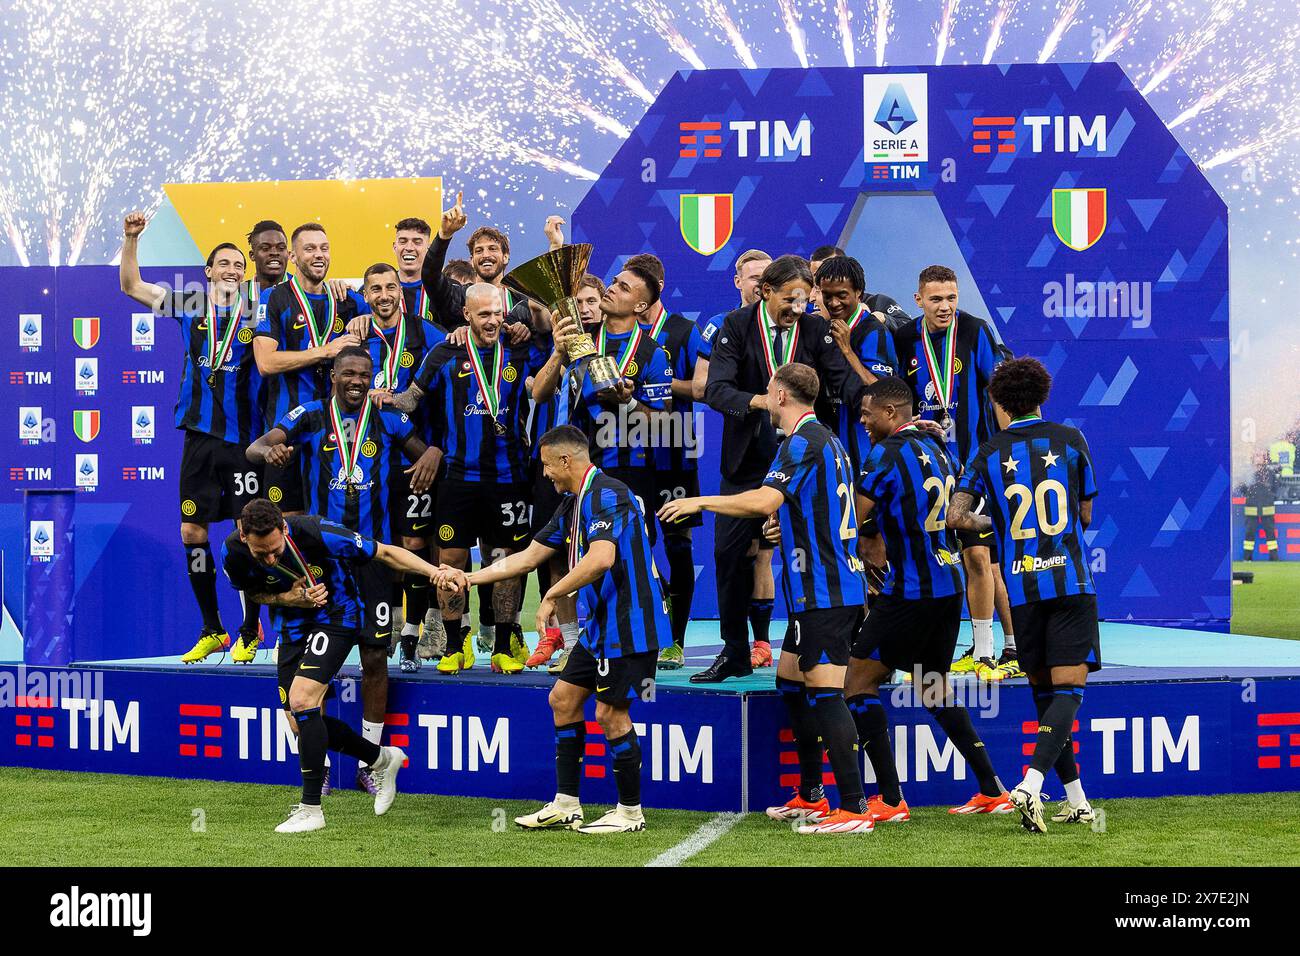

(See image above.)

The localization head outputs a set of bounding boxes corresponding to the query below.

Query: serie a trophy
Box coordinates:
[503,243,623,393]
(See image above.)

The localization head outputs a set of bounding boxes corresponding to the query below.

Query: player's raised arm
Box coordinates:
[246,425,294,468]
[119,212,169,310]
[658,485,784,524]
[946,490,992,532]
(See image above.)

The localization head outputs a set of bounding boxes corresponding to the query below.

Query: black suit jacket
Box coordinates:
[704,302,857,483]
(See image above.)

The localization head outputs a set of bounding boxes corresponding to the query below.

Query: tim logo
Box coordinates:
[1256,712,1300,769]
[385,712,412,768]
[10,370,52,385]
[19,313,42,351]
[971,114,1108,155]
[131,313,155,351]
[1023,717,1080,776]
[179,703,224,758]
[122,370,165,384]
[75,358,99,395]
[122,466,166,481]
[10,466,52,481]
[14,695,56,746]
[678,118,811,159]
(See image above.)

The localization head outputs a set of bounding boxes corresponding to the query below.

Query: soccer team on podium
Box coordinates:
[118,197,1102,836]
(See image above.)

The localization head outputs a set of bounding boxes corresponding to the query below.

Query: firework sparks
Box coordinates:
[1037,0,1081,64]
[835,0,855,66]
[636,0,708,71]
[1093,0,1153,61]
[871,0,894,67]
[1140,1,1244,96]
[703,0,757,68]
[983,0,1018,65]
[778,0,810,68]
[934,0,960,66]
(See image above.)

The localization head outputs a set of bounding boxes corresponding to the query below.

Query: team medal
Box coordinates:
[399,285,431,320]
[757,301,799,378]
[568,465,599,570]
[371,315,407,390]
[920,316,957,432]
[276,529,318,590]
[287,274,334,348]
[467,338,507,435]
[204,285,245,388]
[598,322,645,378]
[648,303,669,342]
[329,394,372,504]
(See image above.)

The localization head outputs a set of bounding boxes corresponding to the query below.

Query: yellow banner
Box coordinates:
[164,177,443,278]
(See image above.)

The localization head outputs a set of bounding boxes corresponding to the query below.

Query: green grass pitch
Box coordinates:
[2,768,1297,867]
[1232,561,1300,641]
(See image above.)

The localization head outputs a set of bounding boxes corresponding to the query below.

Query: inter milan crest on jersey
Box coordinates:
[72,315,101,349]
[72,409,101,443]
[679,193,733,255]
[131,313,155,351]
[1052,188,1107,251]
[19,314,42,351]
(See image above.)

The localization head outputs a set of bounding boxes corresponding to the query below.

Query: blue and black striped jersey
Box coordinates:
[762,417,868,612]
[568,326,673,470]
[221,514,375,641]
[414,340,547,483]
[363,313,445,440]
[276,400,415,543]
[255,282,369,429]
[535,468,669,659]
[400,279,449,332]
[892,312,998,469]
[526,333,568,461]
[956,417,1098,606]
[837,307,899,471]
[644,307,705,472]
[857,425,965,600]
[159,289,263,446]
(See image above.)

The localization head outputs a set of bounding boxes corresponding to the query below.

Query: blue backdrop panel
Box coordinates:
[574,63,1229,627]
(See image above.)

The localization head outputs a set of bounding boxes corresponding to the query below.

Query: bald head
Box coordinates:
[463,281,505,347]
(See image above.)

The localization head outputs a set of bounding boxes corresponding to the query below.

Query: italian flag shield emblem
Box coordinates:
[1051,188,1107,251]
[680,194,734,255]
[73,410,101,442]
[72,316,101,349]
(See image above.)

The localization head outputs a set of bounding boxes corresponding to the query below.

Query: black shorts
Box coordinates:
[179,430,264,523]
[605,466,659,545]
[394,471,438,542]
[357,561,395,649]
[1010,594,1101,675]
[651,468,703,531]
[557,643,657,706]
[531,458,564,536]
[276,624,357,711]
[435,477,531,553]
[854,592,963,679]
[264,459,305,513]
[956,495,998,559]
[784,605,862,672]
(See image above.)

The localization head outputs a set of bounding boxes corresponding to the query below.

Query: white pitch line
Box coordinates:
[645,812,745,867]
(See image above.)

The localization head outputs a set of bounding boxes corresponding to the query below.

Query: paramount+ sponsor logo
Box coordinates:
[1012,554,1068,574]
